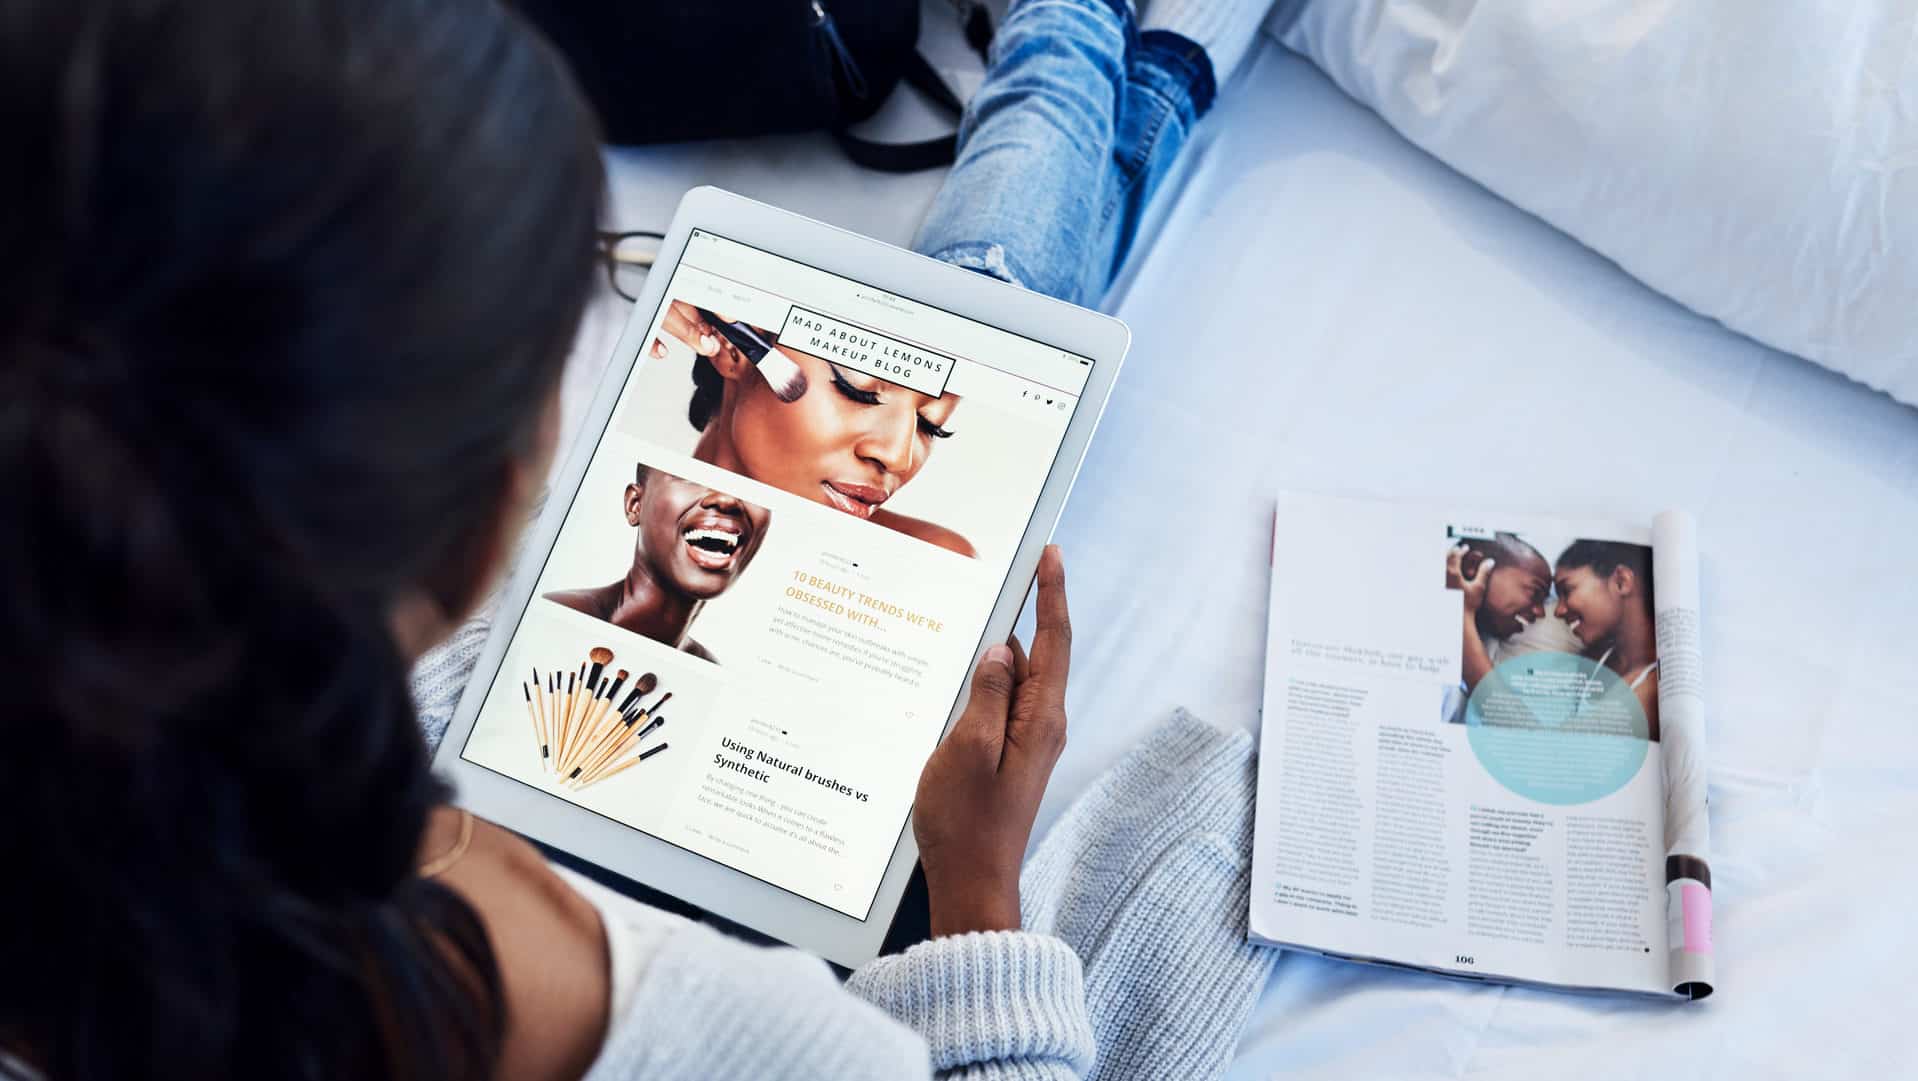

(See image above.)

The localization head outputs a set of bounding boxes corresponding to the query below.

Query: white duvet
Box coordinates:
[1270,0,1918,406]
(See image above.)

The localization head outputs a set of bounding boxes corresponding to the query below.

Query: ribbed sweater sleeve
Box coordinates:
[579,918,1093,1080]
[846,930,1096,1078]
[583,918,932,1080]
[558,712,1268,1081]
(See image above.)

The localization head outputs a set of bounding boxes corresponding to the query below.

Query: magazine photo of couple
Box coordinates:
[1441,529,1661,741]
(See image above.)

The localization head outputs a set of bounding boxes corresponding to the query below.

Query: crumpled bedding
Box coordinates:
[1269,0,1918,406]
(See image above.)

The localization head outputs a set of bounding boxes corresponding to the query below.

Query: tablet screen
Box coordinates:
[459,230,1093,919]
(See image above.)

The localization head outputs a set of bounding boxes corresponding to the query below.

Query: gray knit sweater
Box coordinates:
[415,631,1276,1079]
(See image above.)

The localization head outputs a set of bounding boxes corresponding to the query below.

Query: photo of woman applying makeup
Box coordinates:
[642,299,978,558]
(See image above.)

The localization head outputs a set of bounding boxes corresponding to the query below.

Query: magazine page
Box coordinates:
[1652,511,1714,998]
[1249,491,1674,996]
[455,231,1095,920]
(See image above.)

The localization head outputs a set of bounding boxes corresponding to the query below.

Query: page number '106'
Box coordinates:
[1455,955,1476,966]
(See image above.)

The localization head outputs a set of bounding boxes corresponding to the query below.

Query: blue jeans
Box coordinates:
[914,0,1216,308]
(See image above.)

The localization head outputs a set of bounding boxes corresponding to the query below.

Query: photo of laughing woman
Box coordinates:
[1554,539,1662,741]
[545,464,771,663]
[647,300,977,558]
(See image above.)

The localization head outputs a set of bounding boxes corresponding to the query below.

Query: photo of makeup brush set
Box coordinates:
[522,646,672,790]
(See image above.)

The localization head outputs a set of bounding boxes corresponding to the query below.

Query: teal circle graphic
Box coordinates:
[1465,652,1650,805]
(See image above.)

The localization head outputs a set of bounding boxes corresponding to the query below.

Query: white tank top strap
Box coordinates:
[1628,659,1660,690]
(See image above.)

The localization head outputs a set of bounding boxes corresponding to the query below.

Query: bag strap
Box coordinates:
[834,4,993,173]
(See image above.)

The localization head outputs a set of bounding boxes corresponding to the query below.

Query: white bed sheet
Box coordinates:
[565,33,1917,1081]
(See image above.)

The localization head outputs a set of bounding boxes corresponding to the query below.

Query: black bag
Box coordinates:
[511,0,993,172]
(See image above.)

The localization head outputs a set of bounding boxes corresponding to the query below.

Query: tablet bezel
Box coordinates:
[431,186,1128,968]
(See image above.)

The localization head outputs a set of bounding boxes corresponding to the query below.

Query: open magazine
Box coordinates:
[1249,491,1714,999]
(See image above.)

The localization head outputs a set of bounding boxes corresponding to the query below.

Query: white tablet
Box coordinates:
[432,187,1128,967]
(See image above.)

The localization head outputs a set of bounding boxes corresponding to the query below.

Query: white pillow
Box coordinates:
[1268,0,1918,407]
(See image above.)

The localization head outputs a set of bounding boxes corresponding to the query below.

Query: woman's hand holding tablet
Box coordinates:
[913,546,1072,937]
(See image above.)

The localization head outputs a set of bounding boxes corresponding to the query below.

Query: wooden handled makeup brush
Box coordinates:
[539,672,555,771]
[583,646,613,696]
[585,741,670,788]
[562,669,629,775]
[545,672,560,769]
[531,668,552,770]
[562,660,600,765]
[583,716,667,785]
[575,712,666,788]
[565,701,648,786]
[553,669,578,771]
[522,682,541,761]
[616,672,656,719]
[556,673,589,769]
[557,675,599,774]
[570,692,671,786]
[565,673,657,781]
[563,668,615,770]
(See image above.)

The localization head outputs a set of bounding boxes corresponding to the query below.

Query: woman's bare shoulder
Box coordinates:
[1636,671,1662,741]
[872,510,977,558]
[542,586,602,616]
[421,808,610,1081]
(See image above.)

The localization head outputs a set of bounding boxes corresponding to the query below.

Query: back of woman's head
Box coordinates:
[0,0,602,1076]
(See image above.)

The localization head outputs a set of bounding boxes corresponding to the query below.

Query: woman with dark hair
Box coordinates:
[543,463,774,661]
[3,0,600,1074]
[649,301,975,556]
[1554,540,1662,740]
[0,1,1086,1077]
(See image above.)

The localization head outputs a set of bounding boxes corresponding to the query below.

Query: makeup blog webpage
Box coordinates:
[461,231,1091,919]
[1248,492,1713,998]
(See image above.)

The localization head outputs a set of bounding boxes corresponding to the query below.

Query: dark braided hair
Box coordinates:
[0,0,602,1076]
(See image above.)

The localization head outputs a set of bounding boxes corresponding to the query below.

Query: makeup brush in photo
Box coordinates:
[566,702,647,787]
[563,669,629,775]
[618,672,657,716]
[529,669,544,760]
[567,662,598,757]
[577,719,666,789]
[567,670,616,769]
[585,647,612,692]
[540,671,556,771]
[559,673,606,774]
[546,672,560,769]
[574,647,612,756]
[569,674,659,780]
[588,741,670,788]
[522,682,542,762]
[557,675,590,768]
[574,706,668,787]
[532,668,553,770]
[571,692,670,785]
[555,668,580,769]
[694,306,807,403]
